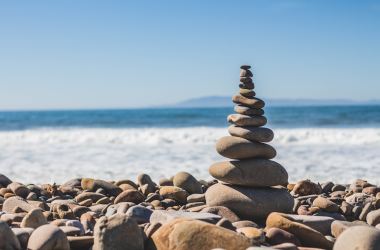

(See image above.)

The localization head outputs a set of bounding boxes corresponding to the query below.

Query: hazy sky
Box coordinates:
[1,0,379,110]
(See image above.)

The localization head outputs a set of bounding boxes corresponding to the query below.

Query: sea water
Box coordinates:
[0,106,380,184]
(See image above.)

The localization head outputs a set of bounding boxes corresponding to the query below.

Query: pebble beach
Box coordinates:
[1,66,380,250]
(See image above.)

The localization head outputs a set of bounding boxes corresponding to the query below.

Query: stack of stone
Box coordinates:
[205,65,294,221]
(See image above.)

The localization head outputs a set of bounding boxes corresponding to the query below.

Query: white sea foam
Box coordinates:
[1,127,379,184]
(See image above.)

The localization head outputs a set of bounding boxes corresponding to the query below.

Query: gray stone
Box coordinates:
[205,183,293,220]
[215,136,276,160]
[232,95,264,108]
[150,210,220,225]
[12,227,34,250]
[333,225,380,250]
[228,125,274,142]
[234,105,264,116]
[209,159,288,187]
[93,213,144,250]
[367,209,380,226]
[27,224,70,250]
[227,114,267,126]
[126,205,153,224]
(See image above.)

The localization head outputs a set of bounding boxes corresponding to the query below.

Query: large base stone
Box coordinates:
[205,183,293,220]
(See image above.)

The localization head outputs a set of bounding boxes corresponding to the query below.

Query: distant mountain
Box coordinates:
[174,96,380,107]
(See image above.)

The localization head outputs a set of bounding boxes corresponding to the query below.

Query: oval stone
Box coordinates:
[234,105,264,116]
[232,95,265,109]
[239,89,255,98]
[205,183,293,220]
[333,225,380,250]
[209,159,288,187]
[216,136,276,160]
[227,114,267,127]
[228,125,274,142]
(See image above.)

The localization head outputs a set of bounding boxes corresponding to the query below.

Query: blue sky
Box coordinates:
[0,0,379,109]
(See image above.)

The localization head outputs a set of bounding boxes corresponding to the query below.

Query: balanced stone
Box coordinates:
[216,136,276,159]
[227,114,267,127]
[209,159,288,187]
[228,125,274,142]
[239,89,255,97]
[240,77,253,84]
[239,82,255,89]
[205,183,293,220]
[232,95,265,108]
[240,65,251,70]
[234,105,264,116]
[240,69,253,77]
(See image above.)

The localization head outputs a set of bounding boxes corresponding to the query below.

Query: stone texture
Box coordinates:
[234,105,264,116]
[227,114,267,127]
[20,208,48,229]
[266,213,333,249]
[228,125,274,142]
[93,213,144,250]
[232,95,264,108]
[333,225,380,250]
[27,224,70,250]
[150,210,220,224]
[0,221,21,250]
[151,218,252,250]
[209,159,288,187]
[173,172,202,194]
[205,183,293,220]
[216,136,276,160]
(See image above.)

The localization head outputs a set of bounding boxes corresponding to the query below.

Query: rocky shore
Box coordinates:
[1,65,379,250]
[1,174,380,250]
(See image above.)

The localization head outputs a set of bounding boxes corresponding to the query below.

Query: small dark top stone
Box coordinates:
[240,65,251,70]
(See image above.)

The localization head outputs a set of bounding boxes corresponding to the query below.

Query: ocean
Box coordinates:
[1,105,380,184]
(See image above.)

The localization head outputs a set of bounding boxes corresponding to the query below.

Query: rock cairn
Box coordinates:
[205,65,294,221]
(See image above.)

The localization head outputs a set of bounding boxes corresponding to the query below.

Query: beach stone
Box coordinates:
[81,178,121,196]
[2,196,33,213]
[65,220,85,235]
[331,220,367,238]
[0,220,21,250]
[240,76,253,83]
[27,224,70,250]
[239,82,254,89]
[228,125,274,142]
[75,192,106,203]
[67,236,94,250]
[359,202,373,221]
[126,205,153,224]
[366,209,380,226]
[159,186,188,204]
[114,190,145,204]
[12,227,34,249]
[8,182,30,198]
[232,220,259,229]
[234,105,264,116]
[279,214,334,236]
[173,171,202,194]
[227,114,267,126]
[20,208,48,228]
[59,226,82,236]
[209,159,288,187]
[312,196,340,212]
[205,183,293,220]
[292,180,322,196]
[187,193,205,203]
[201,206,240,222]
[321,182,334,193]
[345,193,372,205]
[0,174,12,187]
[93,213,144,250]
[266,213,333,249]
[137,174,156,195]
[158,178,173,186]
[232,95,265,109]
[266,227,301,246]
[151,218,252,250]
[216,136,276,160]
[333,225,380,250]
[150,210,220,224]
[240,69,253,77]
[237,227,264,242]
[239,89,255,97]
